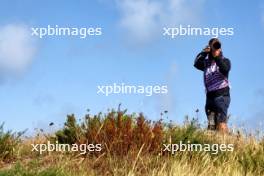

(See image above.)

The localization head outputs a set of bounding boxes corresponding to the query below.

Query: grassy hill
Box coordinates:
[0,108,263,176]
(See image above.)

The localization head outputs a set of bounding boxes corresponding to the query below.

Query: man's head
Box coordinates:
[208,38,222,57]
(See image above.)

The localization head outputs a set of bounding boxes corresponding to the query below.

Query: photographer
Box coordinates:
[194,38,231,133]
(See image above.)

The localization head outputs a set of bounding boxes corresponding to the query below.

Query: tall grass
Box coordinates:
[54,110,163,156]
[0,108,263,176]
[0,123,24,163]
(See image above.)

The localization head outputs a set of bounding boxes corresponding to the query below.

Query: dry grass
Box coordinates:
[0,108,263,176]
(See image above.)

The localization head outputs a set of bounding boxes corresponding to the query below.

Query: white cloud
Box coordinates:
[115,0,205,43]
[116,0,162,43]
[0,24,36,79]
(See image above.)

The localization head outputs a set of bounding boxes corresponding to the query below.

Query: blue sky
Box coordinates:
[0,0,264,134]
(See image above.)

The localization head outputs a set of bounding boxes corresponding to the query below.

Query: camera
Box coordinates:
[203,39,221,53]
[211,41,221,50]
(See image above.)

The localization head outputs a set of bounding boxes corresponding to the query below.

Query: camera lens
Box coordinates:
[212,41,221,50]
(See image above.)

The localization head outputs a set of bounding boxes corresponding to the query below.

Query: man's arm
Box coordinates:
[215,57,231,76]
[194,51,207,71]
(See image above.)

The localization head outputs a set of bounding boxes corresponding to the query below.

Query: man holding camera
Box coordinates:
[194,38,231,133]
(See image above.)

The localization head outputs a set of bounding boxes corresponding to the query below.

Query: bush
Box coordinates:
[54,109,164,156]
[55,114,82,144]
[0,123,24,162]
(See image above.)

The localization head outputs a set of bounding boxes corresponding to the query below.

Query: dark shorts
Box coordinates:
[205,95,230,124]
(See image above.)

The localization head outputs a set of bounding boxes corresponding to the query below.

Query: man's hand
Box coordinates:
[203,46,211,53]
